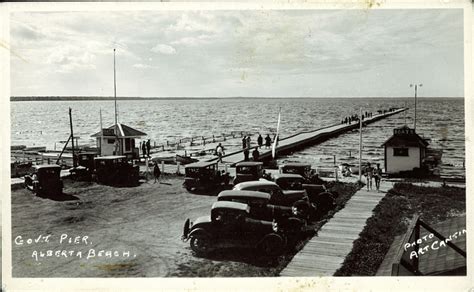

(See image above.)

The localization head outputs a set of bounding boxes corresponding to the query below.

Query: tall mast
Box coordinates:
[113,48,119,154]
[114,48,118,128]
[358,107,362,182]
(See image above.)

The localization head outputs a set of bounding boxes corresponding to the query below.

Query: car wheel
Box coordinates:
[259,234,285,256]
[190,234,213,255]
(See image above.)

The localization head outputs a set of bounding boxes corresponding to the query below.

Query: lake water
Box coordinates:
[11,98,465,177]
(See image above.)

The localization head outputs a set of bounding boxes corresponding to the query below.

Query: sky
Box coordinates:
[10,9,464,98]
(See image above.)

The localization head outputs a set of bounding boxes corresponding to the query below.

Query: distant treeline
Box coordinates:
[10,96,461,101]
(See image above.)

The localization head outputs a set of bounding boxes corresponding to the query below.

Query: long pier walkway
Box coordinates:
[280,179,393,276]
[213,108,406,165]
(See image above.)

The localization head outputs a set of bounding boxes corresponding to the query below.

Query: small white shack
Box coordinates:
[91,123,147,159]
[382,126,428,174]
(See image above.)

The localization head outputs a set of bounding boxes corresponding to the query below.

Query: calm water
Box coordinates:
[11,98,465,176]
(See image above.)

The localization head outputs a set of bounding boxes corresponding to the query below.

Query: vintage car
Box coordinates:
[273,173,335,215]
[93,155,140,187]
[69,152,97,180]
[280,163,325,184]
[280,163,312,178]
[24,164,63,197]
[217,190,307,229]
[183,161,230,192]
[233,161,265,185]
[182,201,287,256]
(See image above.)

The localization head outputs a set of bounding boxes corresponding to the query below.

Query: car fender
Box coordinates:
[188,228,212,239]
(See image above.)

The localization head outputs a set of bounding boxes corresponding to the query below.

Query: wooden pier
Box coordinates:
[212,108,407,165]
[280,180,393,276]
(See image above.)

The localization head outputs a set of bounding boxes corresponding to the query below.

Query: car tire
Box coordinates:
[259,234,285,256]
[190,234,213,255]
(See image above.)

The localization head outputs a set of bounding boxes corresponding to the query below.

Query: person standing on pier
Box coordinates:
[265,134,271,149]
[243,148,250,161]
[252,147,260,161]
[141,141,147,159]
[215,143,225,163]
[246,136,251,148]
[146,139,151,158]
[153,162,161,184]
[242,135,247,149]
[364,162,374,191]
[257,134,263,148]
[374,163,382,191]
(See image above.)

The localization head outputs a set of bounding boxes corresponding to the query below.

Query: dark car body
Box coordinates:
[233,180,307,207]
[183,161,230,192]
[182,201,287,256]
[273,173,335,215]
[24,164,63,197]
[233,162,264,185]
[217,190,306,230]
[280,163,312,178]
[69,152,97,180]
[93,155,139,187]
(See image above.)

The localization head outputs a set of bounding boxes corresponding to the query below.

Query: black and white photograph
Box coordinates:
[2,1,472,291]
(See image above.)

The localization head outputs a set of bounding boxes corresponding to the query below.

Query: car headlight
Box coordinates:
[272,221,279,232]
[292,206,299,216]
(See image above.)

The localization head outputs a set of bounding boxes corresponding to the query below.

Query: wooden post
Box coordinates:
[223,134,226,141]
[212,135,215,143]
[161,161,165,173]
[177,162,181,174]
[162,145,165,151]
[190,138,193,146]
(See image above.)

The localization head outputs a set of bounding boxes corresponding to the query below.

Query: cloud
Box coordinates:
[151,44,176,55]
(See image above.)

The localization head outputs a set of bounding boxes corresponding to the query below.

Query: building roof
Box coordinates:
[381,126,429,148]
[91,123,147,138]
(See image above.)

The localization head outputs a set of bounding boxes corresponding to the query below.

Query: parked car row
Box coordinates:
[24,153,142,197]
[181,176,336,257]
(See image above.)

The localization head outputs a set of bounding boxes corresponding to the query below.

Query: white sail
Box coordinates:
[272,108,281,159]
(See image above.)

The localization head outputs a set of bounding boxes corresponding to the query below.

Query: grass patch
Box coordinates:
[334,182,465,276]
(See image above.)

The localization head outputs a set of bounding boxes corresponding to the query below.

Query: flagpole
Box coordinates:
[358,107,362,182]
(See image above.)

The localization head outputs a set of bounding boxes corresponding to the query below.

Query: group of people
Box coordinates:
[363,162,383,191]
[242,134,273,150]
[214,133,275,163]
[341,111,373,125]
[141,140,151,158]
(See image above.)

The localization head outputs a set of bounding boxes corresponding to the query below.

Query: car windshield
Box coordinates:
[237,166,258,175]
[186,167,213,177]
[277,178,304,190]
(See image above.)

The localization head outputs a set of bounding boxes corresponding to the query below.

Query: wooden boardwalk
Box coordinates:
[280,180,393,277]
[213,108,406,165]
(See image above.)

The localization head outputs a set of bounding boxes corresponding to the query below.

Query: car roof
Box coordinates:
[211,201,250,212]
[185,161,217,168]
[233,180,278,190]
[95,155,126,160]
[273,173,305,179]
[218,190,271,200]
[33,164,61,170]
[282,163,311,168]
[236,162,263,167]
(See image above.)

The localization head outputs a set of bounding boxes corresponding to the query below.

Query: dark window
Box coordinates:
[107,139,115,144]
[393,147,409,156]
[125,138,131,151]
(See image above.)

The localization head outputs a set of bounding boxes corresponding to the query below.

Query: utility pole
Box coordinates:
[410,83,422,131]
[69,107,77,168]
